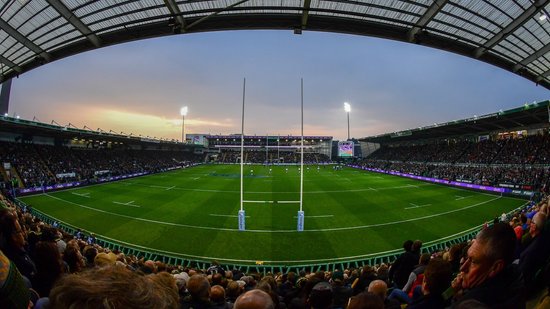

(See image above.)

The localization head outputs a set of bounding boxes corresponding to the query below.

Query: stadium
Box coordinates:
[1,1,550,308]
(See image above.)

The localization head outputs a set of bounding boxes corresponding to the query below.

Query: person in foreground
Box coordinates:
[450,223,525,309]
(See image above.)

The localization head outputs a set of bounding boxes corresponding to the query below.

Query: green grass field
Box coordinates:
[20,165,526,266]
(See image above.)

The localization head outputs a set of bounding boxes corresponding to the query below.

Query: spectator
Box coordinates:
[211,284,231,309]
[451,223,525,308]
[347,292,384,309]
[308,281,333,309]
[519,212,550,292]
[47,265,179,308]
[367,280,400,309]
[406,258,453,309]
[331,270,353,309]
[181,274,212,309]
[234,289,275,309]
[0,208,36,280]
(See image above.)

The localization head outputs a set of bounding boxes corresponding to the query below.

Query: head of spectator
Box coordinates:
[48,265,179,309]
[331,270,344,285]
[210,284,226,304]
[458,223,516,290]
[94,252,117,267]
[308,281,333,309]
[148,271,179,307]
[529,212,546,238]
[173,271,189,293]
[83,245,97,267]
[0,208,25,251]
[347,292,384,309]
[402,240,413,252]
[187,274,211,302]
[212,272,224,286]
[234,289,274,309]
[225,270,234,281]
[422,258,452,296]
[32,240,65,297]
[411,240,423,254]
[226,280,243,302]
[155,261,167,273]
[141,259,157,274]
[63,243,85,273]
[453,223,524,308]
[367,279,389,302]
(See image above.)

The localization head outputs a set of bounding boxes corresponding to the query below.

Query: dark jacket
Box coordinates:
[452,264,525,309]
[407,293,449,309]
[390,251,419,289]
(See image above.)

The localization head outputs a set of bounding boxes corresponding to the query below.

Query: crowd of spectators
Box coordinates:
[218,149,330,164]
[361,134,550,190]
[1,187,549,308]
[0,141,202,189]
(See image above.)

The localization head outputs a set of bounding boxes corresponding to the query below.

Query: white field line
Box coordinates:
[43,194,507,233]
[71,192,90,198]
[405,203,432,210]
[455,195,473,200]
[113,201,141,208]
[165,186,176,191]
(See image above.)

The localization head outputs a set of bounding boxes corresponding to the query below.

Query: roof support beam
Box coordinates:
[408,0,449,42]
[0,19,51,61]
[163,0,186,32]
[185,0,249,31]
[46,0,101,47]
[0,19,50,61]
[0,55,21,73]
[300,0,312,31]
[537,68,550,82]
[513,42,550,71]
[474,0,550,58]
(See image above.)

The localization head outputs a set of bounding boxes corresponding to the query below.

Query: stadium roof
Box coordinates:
[1,1,550,88]
[361,100,550,144]
[0,114,185,145]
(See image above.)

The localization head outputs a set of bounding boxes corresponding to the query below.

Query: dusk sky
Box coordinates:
[8,30,550,141]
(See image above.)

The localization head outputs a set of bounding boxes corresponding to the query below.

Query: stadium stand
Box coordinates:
[1,191,549,308]
[2,103,550,308]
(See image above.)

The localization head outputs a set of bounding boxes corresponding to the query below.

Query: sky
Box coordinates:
[8,30,550,141]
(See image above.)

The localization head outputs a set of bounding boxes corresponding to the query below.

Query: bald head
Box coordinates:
[234,289,274,309]
[367,280,388,300]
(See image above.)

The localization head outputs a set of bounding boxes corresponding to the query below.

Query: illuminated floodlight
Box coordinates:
[344,102,351,140]
[180,106,188,116]
[344,102,351,113]
[540,13,547,21]
[180,106,188,143]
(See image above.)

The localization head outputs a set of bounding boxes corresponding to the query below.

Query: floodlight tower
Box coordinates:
[344,102,351,140]
[180,106,188,143]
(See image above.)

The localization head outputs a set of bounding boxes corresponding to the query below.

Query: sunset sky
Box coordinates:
[8,30,549,141]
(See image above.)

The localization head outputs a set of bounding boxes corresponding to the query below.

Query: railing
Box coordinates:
[15,198,526,274]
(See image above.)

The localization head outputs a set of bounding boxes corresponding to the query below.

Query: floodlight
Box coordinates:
[180,106,188,116]
[344,102,351,113]
[540,13,547,21]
